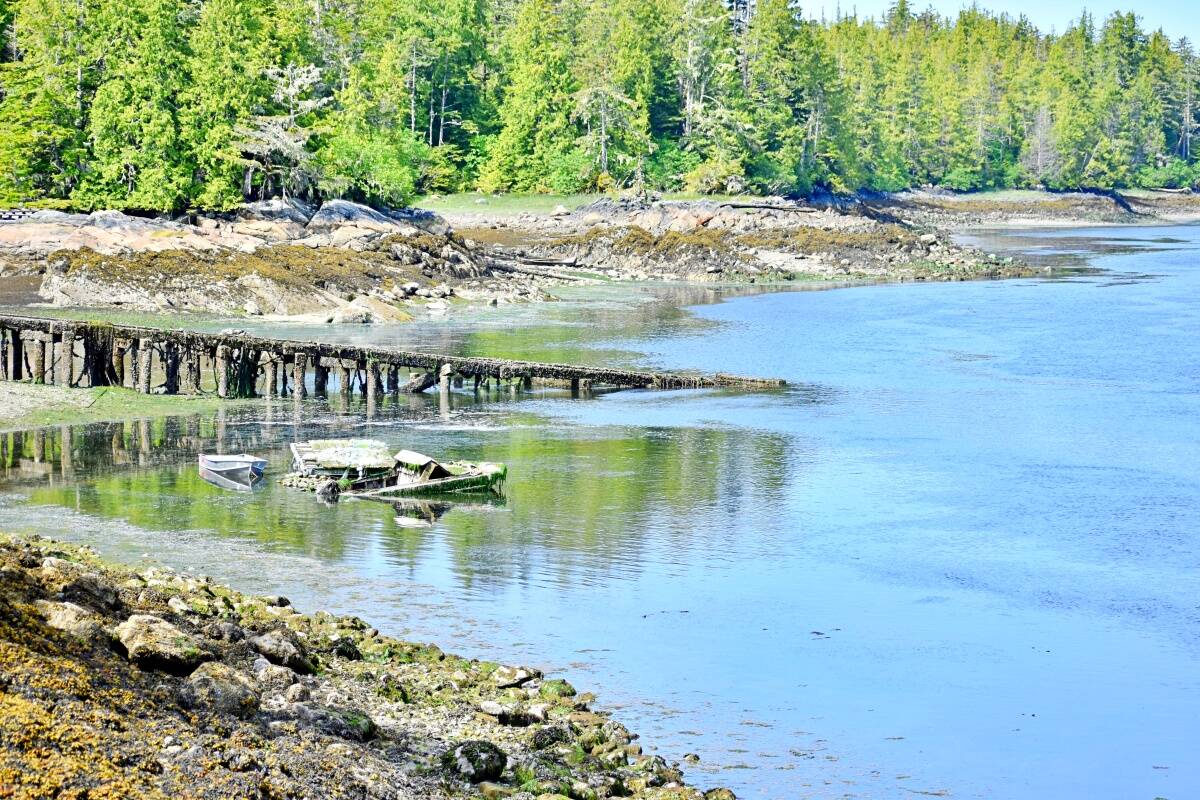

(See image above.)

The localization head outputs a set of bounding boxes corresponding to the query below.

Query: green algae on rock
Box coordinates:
[0,534,734,800]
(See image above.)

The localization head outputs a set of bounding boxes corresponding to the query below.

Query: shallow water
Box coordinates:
[2,225,1199,799]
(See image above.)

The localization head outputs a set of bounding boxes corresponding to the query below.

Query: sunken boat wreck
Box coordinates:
[283,439,506,501]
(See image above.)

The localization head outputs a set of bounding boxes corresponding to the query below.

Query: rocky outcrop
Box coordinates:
[0,200,452,262]
[114,614,212,674]
[0,198,563,318]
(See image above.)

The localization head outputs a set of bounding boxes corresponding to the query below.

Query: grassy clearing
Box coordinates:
[0,383,235,430]
[416,193,602,216]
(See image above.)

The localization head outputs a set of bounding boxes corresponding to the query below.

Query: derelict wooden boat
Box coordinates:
[198,453,267,486]
[287,439,505,498]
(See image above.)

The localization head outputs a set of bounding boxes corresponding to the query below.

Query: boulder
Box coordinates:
[704,790,737,800]
[284,683,310,702]
[550,205,571,218]
[182,662,261,718]
[237,198,315,226]
[249,629,315,674]
[329,305,371,324]
[492,665,540,689]
[532,725,572,750]
[306,200,421,236]
[253,659,300,692]
[340,295,413,324]
[34,600,105,641]
[387,208,452,237]
[203,621,245,643]
[442,740,507,783]
[114,614,211,674]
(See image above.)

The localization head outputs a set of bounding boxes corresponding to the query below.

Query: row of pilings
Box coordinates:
[0,315,786,406]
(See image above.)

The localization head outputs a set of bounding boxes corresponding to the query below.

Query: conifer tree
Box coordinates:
[179,0,268,209]
[81,0,188,210]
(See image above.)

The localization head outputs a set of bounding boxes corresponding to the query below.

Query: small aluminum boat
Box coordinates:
[198,454,267,486]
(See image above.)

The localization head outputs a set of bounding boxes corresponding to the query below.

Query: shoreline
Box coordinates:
[4,190,1197,323]
[0,383,239,432]
[0,533,729,799]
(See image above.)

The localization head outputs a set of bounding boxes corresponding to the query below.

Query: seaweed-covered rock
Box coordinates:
[493,665,540,689]
[61,572,121,612]
[204,620,245,642]
[115,614,211,674]
[249,628,314,674]
[532,726,572,750]
[182,662,260,718]
[442,740,507,783]
[288,703,377,741]
[329,637,363,661]
[704,789,737,800]
[538,679,576,700]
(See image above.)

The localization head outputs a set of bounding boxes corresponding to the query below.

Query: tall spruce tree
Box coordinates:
[80,0,188,210]
[179,0,267,209]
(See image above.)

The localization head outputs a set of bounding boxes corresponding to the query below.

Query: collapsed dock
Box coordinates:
[0,314,785,404]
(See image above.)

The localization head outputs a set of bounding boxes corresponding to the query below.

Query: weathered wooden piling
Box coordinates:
[266,355,278,397]
[339,362,352,398]
[162,342,180,395]
[55,326,75,387]
[137,341,152,393]
[292,352,307,399]
[180,346,199,394]
[112,339,127,388]
[0,328,9,381]
[314,360,329,397]
[215,345,229,398]
[29,333,44,384]
[366,363,379,406]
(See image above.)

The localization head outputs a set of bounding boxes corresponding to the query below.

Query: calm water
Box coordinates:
[2,225,1198,799]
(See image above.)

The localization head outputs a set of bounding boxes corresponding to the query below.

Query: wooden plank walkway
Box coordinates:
[0,314,785,401]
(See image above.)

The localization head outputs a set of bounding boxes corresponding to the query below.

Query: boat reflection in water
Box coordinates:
[388,496,508,529]
[198,454,269,493]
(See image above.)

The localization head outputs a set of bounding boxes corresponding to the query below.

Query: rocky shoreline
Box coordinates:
[2,189,1198,319]
[0,199,560,320]
[0,534,728,800]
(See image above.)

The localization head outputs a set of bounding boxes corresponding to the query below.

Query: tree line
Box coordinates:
[1,0,1198,212]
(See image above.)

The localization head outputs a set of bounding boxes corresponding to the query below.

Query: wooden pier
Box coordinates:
[0,314,784,404]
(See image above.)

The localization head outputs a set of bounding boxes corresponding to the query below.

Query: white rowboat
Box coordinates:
[198,454,267,486]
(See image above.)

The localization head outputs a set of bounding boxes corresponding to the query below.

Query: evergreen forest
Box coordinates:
[1,0,1198,211]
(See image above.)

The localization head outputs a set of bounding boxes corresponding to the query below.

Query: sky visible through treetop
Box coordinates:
[814,1,1200,44]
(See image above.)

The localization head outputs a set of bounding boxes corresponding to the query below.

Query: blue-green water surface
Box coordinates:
[1,225,1197,799]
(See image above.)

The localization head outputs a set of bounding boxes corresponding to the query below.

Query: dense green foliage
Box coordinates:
[1,0,1198,210]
